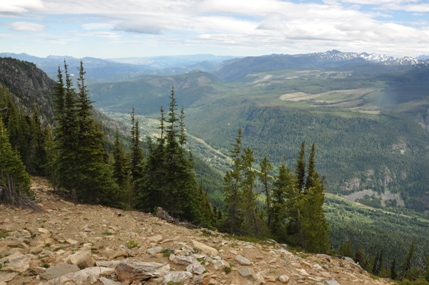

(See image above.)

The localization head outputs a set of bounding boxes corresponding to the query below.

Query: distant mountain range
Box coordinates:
[1,50,428,83]
[212,50,429,80]
[0,53,235,83]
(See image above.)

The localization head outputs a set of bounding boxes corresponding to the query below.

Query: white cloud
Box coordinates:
[82,23,114,30]
[1,0,429,57]
[0,0,44,13]
[9,22,45,31]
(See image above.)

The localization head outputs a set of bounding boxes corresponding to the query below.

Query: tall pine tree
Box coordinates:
[0,119,32,206]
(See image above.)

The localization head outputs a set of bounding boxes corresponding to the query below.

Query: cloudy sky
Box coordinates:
[1,0,428,59]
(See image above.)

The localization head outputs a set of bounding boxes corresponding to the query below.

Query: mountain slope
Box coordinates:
[0,177,392,285]
[0,57,55,122]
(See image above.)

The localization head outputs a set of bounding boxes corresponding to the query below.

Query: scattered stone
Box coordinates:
[38,227,50,235]
[163,271,192,283]
[187,263,206,275]
[96,260,122,268]
[147,235,163,243]
[192,273,211,285]
[238,267,256,280]
[156,207,175,223]
[325,280,341,285]
[231,276,241,285]
[171,255,198,265]
[104,248,128,260]
[44,266,114,285]
[99,277,122,285]
[0,273,18,282]
[0,241,21,247]
[191,240,218,256]
[147,246,163,256]
[213,259,229,270]
[3,254,31,272]
[69,250,95,269]
[115,260,170,282]
[66,238,78,245]
[296,268,309,276]
[40,263,80,280]
[235,255,252,266]
[278,274,290,283]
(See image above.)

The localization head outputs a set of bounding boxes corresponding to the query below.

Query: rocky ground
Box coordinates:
[0,177,392,285]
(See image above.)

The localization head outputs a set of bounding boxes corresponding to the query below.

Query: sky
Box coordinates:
[0,0,428,59]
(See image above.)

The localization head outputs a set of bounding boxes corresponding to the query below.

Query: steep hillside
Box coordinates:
[0,57,55,122]
[90,70,221,114]
[0,177,391,285]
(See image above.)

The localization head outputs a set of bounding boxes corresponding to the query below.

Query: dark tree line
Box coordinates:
[222,130,329,253]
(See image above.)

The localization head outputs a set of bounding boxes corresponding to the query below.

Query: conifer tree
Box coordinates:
[400,242,415,279]
[130,107,144,184]
[163,88,200,221]
[44,126,57,191]
[136,88,201,223]
[222,128,244,234]
[258,156,273,226]
[74,61,119,204]
[112,127,127,187]
[339,238,354,258]
[295,141,306,192]
[136,107,166,212]
[240,147,263,236]
[299,171,329,253]
[390,258,398,280]
[424,255,429,282]
[0,119,32,206]
[270,161,295,240]
[52,61,118,205]
[28,105,47,176]
[52,61,80,201]
[355,247,368,269]
[305,143,316,190]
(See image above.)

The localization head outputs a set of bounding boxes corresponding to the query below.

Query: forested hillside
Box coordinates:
[89,62,429,214]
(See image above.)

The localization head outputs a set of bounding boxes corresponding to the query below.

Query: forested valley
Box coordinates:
[2,56,429,284]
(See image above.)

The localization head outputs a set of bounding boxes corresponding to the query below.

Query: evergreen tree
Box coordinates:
[198,183,215,227]
[305,143,316,190]
[136,107,166,212]
[52,61,80,201]
[295,141,306,192]
[52,61,118,205]
[136,88,201,223]
[355,247,368,269]
[339,238,355,258]
[28,105,47,176]
[163,88,200,221]
[74,61,119,204]
[299,170,329,253]
[258,156,273,226]
[129,107,144,185]
[222,128,244,234]
[0,119,32,206]
[44,126,57,191]
[401,242,415,279]
[240,147,263,236]
[390,258,398,280]
[112,127,127,188]
[424,255,429,282]
[270,161,295,240]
